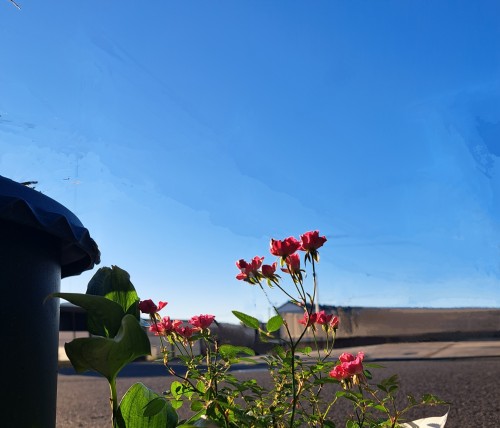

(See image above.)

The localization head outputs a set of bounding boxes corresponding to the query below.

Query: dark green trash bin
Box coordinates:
[0,175,100,427]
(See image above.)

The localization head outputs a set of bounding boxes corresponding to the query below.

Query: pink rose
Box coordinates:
[175,325,194,339]
[148,323,165,335]
[262,262,277,278]
[299,231,327,252]
[139,299,168,314]
[298,312,318,327]
[315,310,333,325]
[160,316,175,333]
[236,256,264,281]
[236,259,249,270]
[189,314,215,329]
[339,352,355,363]
[339,352,364,375]
[329,364,349,380]
[270,237,301,257]
[282,253,301,274]
[330,352,365,386]
[329,316,339,330]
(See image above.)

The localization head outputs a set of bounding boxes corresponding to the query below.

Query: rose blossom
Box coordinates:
[314,311,339,330]
[329,315,339,330]
[236,256,264,281]
[160,316,176,333]
[329,352,365,386]
[175,325,195,339]
[138,299,168,315]
[189,314,215,329]
[298,312,318,327]
[281,253,301,275]
[315,310,332,325]
[261,262,277,278]
[148,322,165,336]
[299,230,327,252]
[270,236,301,257]
[148,316,178,336]
[339,352,365,375]
[329,364,349,381]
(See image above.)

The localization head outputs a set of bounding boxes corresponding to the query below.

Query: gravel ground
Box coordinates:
[56,358,500,427]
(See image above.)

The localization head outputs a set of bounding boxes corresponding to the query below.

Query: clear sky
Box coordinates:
[1,1,499,322]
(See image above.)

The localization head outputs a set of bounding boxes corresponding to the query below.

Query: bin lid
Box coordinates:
[0,175,101,278]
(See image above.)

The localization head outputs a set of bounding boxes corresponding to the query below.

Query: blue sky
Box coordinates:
[1,1,499,322]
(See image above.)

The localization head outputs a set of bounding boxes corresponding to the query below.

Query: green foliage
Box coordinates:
[64,314,151,382]
[52,292,125,338]
[86,265,140,317]
[56,266,154,428]
[266,314,283,332]
[117,382,178,428]
[231,310,260,329]
[219,344,255,361]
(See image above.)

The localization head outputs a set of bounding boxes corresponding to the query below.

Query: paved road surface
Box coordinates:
[56,356,500,427]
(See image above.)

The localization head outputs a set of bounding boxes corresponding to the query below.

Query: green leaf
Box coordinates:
[171,381,183,399]
[266,315,283,332]
[86,266,140,318]
[64,314,151,382]
[171,400,183,410]
[118,382,178,428]
[370,404,387,412]
[190,401,204,412]
[143,397,167,417]
[298,346,312,355]
[219,344,255,360]
[53,292,125,338]
[232,311,260,329]
[196,380,206,394]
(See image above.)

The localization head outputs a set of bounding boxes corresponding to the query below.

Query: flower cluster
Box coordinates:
[147,314,215,339]
[298,310,339,331]
[139,300,215,342]
[329,352,366,388]
[235,256,265,283]
[236,230,327,285]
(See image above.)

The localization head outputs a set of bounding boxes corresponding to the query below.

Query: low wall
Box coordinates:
[281,308,500,345]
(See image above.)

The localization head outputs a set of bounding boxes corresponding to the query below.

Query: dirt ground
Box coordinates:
[57,358,500,427]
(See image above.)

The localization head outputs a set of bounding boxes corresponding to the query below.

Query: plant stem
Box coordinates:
[109,377,118,427]
[290,342,298,427]
[311,258,318,312]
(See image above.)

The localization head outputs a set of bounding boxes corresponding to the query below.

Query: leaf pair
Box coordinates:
[232,310,283,333]
[52,266,151,381]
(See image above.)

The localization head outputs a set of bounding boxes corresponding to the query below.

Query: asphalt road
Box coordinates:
[56,357,500,427]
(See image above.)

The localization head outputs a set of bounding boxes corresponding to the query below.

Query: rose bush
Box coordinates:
[54,230,447,427]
